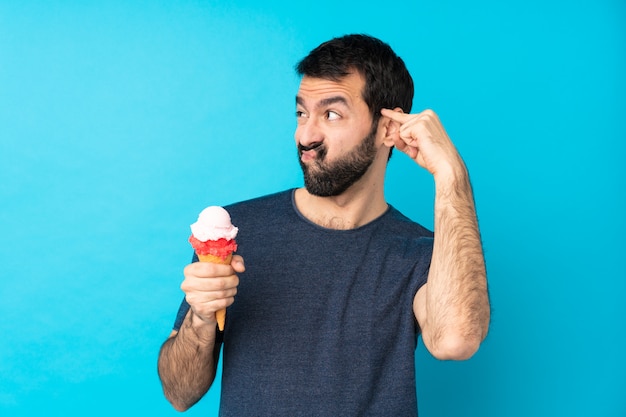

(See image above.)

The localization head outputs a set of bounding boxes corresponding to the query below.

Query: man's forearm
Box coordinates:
[157,311,219,411]
[426,170,490,358]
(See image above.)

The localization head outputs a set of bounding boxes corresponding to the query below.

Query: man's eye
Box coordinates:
[296,111,306,118]
[327,111,340,120]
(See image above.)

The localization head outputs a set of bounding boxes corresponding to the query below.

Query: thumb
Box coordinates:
[232,255,245,273]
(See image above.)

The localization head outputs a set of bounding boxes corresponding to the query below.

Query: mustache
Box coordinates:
[298,141,324,152]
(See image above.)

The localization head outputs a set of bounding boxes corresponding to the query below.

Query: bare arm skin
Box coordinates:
[382,108,490,360]
[157,257,244,410]
[414,169,490,359]
[158,312,221,411]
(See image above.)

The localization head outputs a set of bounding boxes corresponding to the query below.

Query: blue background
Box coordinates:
[1,1,624,416]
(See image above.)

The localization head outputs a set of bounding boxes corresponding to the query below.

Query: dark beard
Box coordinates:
[298,126,378,197]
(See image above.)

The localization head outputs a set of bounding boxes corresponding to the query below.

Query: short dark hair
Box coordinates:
[295,34,414,126]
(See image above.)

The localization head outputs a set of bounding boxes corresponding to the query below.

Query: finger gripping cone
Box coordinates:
[197,253,233,331]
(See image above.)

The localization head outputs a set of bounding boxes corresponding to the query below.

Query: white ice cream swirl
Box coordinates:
[190,206,238,242]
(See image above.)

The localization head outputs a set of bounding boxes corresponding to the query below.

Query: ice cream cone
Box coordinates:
[189,206,239,333]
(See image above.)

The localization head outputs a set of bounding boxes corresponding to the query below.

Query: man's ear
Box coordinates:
[381,107,404,147]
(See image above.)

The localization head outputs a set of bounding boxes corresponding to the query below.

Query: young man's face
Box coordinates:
[294,72,379,197]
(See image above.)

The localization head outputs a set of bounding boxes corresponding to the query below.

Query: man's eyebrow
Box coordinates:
[295,95,349,109]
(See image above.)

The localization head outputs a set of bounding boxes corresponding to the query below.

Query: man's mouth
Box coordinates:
[299,142,324,162]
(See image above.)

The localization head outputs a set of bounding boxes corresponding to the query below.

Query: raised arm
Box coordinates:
[157,257,243,410]
[382,108,490,360]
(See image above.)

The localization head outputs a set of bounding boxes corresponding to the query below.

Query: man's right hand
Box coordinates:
[181,255,244,327]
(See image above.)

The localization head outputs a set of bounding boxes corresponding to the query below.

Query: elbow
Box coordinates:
[162,387,202,412]
[171,401,191,413]
[426,332,484,361]
[426,306,491,360]
[161,388,193,412]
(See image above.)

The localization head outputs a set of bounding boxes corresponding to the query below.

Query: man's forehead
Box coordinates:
[296,73,365,105]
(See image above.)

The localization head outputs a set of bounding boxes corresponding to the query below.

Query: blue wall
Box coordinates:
[1,1,624,416]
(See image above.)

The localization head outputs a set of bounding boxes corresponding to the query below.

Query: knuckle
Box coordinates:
[199,262,217,275]
[218,288,236,299]
[215,278,228,291]
[182,263,195,277]
[184,292,197,305]
[422,109,440,122]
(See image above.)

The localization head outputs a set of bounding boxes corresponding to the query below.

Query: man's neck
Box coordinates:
[294,185,388,230]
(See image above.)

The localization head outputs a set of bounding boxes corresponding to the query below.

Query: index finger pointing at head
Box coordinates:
[381,108,412,123]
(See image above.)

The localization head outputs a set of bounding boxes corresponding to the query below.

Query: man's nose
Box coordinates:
[296,118,324,147]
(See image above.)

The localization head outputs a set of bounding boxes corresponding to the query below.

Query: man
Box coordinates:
[158,34,490,416]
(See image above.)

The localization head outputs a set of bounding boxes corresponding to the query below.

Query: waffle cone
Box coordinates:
[197,252,233,331]
[197,253,233,265]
